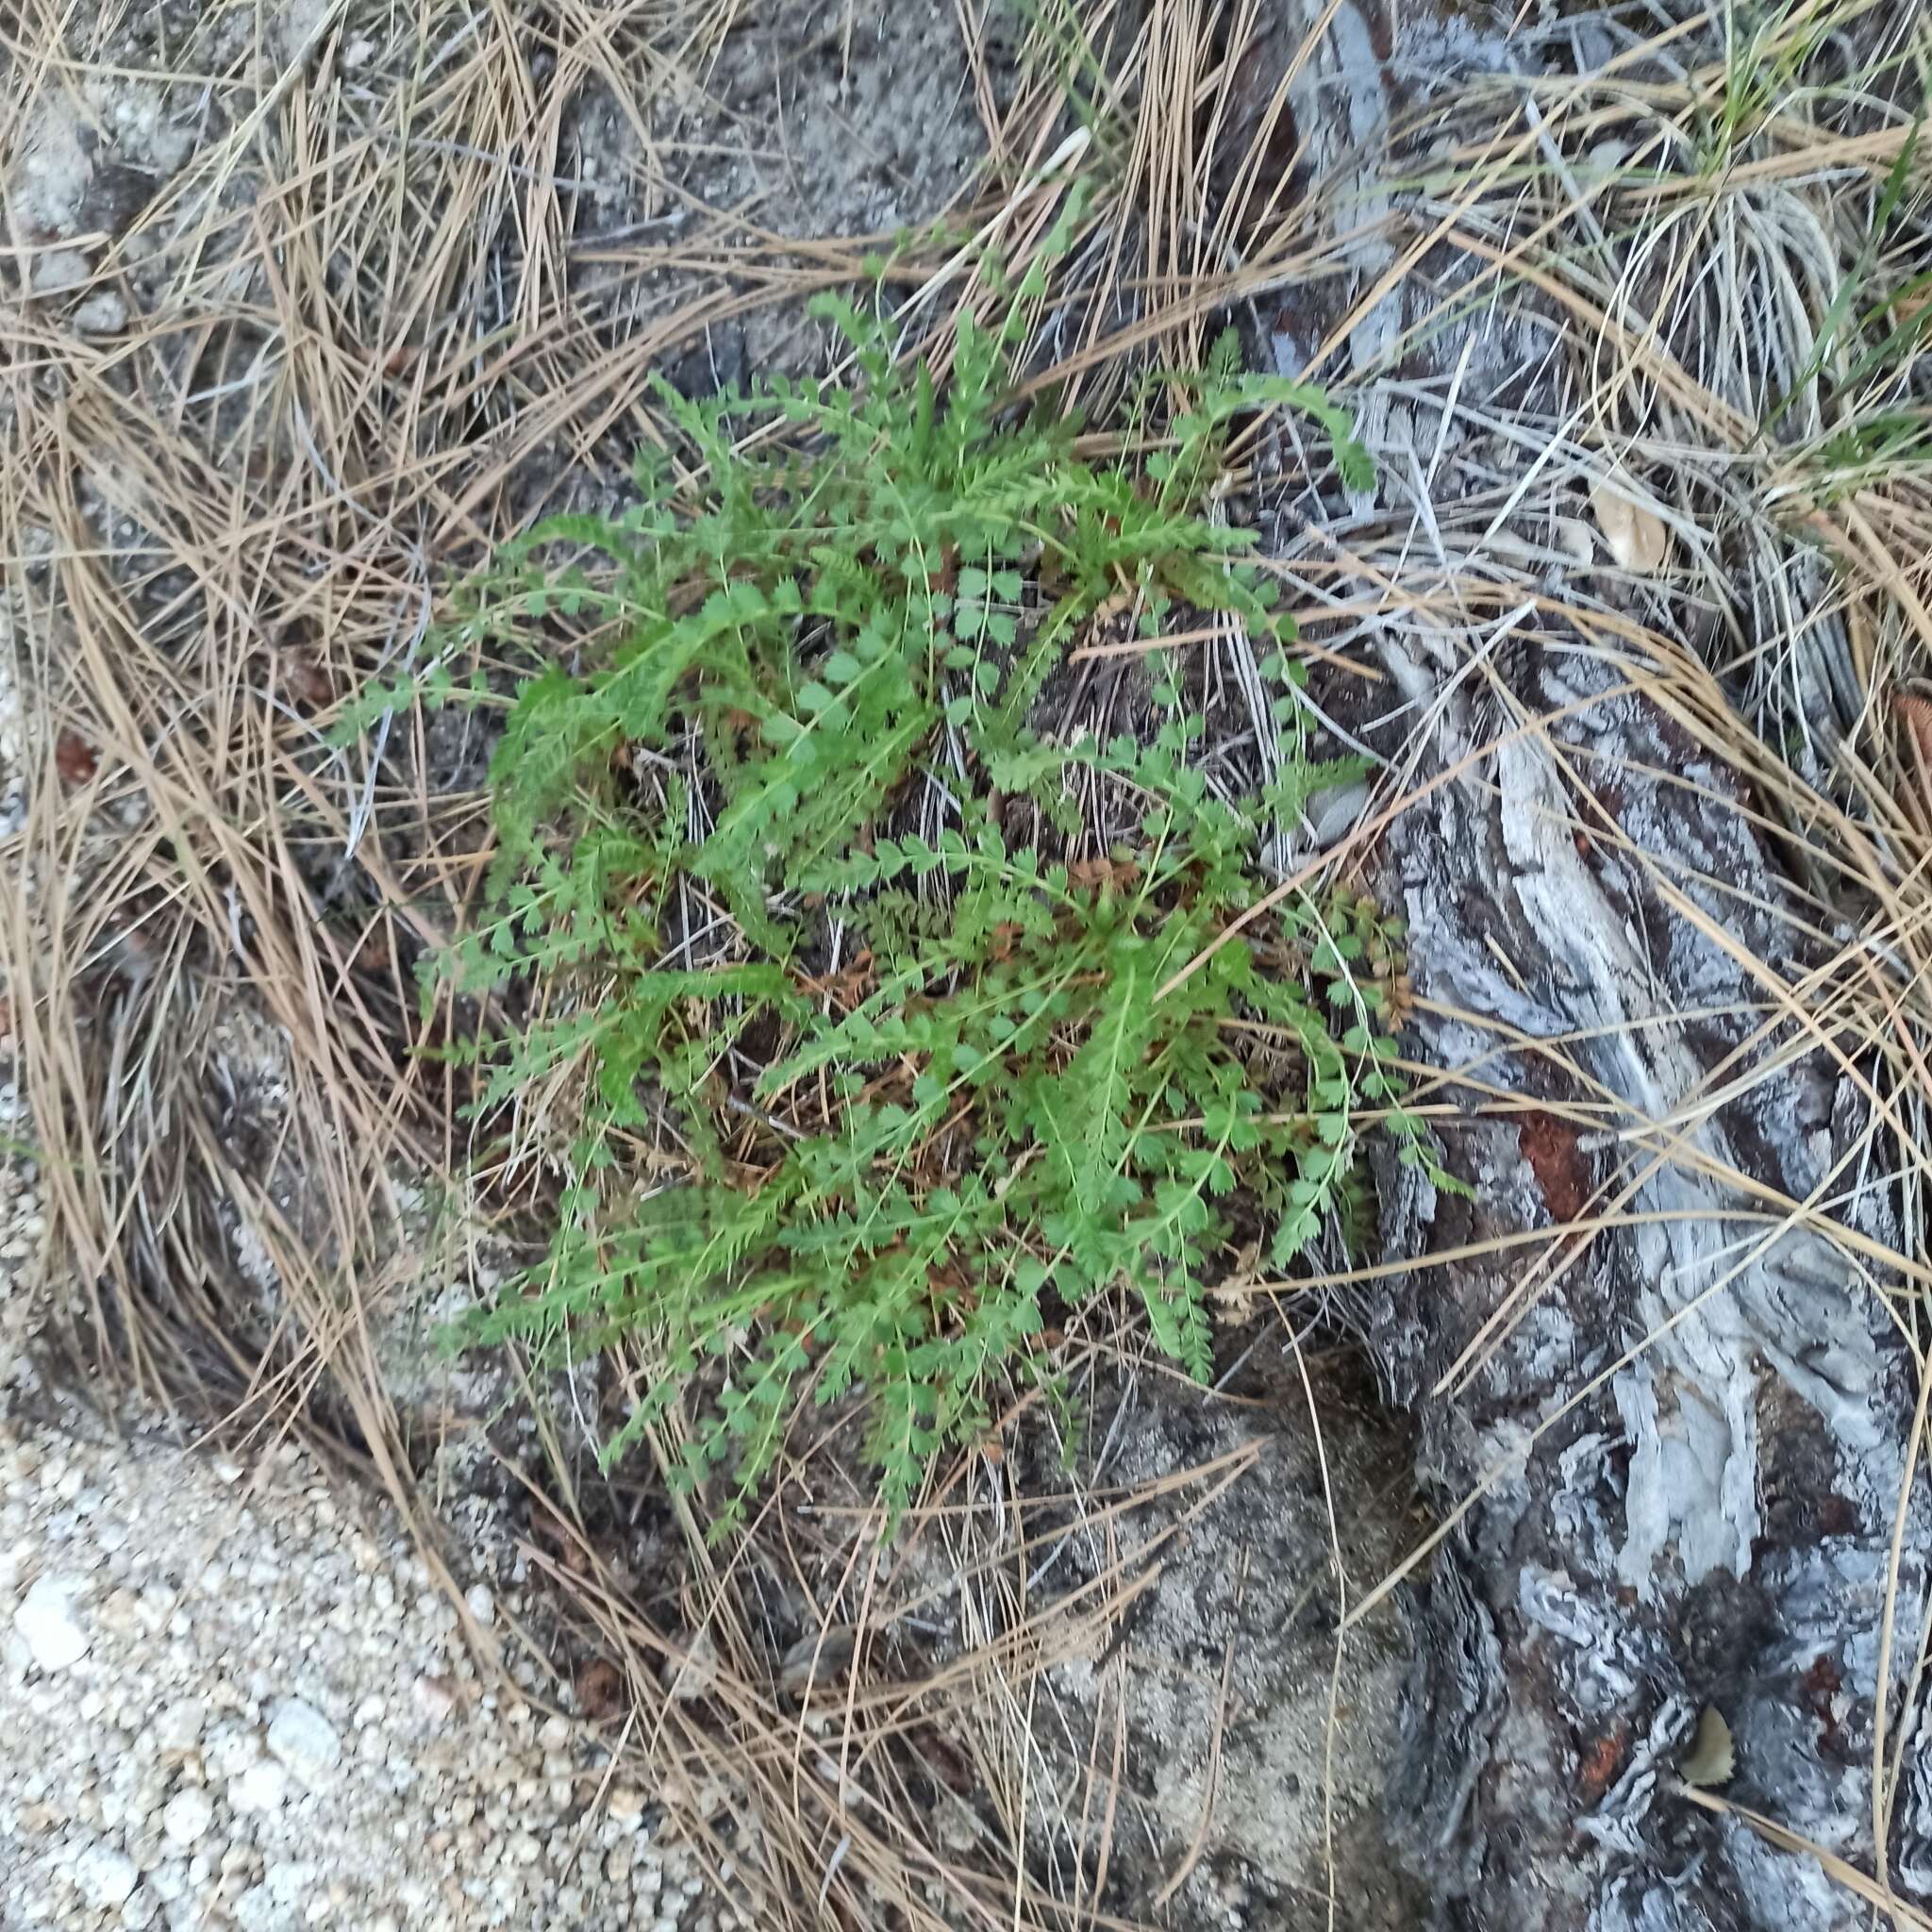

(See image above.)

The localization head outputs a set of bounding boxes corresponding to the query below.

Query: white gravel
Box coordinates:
[0,1052,724,1932]
[0,1406,729,1932]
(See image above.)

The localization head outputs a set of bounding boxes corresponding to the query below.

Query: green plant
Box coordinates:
[378,270,1440,1525]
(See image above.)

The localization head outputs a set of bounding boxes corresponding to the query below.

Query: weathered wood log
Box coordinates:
[1350,634,1927,1926]
[1241,0,1930,1911]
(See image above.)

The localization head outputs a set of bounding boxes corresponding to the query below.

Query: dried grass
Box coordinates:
[0,0,898,1693]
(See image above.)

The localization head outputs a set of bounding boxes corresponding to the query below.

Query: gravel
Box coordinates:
[0,1063,723,1932]
[263,1702,340,1790]
[15,1574,91,1672]
[0,1397,733,1932]
[0,768,734,1932]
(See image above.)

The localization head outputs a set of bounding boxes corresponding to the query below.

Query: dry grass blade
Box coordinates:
[1674,1783,1932,1928]
[1244,13,1932,1920]
[509,1428,1267,1930]
[0,0,1436,1924]
[0,0,781,1436]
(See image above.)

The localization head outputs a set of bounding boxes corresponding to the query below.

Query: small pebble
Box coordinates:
[161,1787,214,1847]
[14,1574,89,1672]
[29,248,89,296]
[152,1700,207,1755]
[233,1757,289,1812]
[74,290,128,334]
[206,1725,262,1781]
[412,1673,458,1725]
[266,1698,341,1786]
[76,1843,139,1909]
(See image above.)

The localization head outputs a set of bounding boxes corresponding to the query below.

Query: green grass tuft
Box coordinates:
[381,272,1433,1529]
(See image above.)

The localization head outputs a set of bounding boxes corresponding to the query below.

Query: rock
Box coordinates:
[232,1758,289,1812]
[29,248,89,296]
[410,1674,456,1724]
[98,1587,141,1633]
[1306,775,1372,845]
[161,1787,214,1847]
[76,1842,139,1908]
[220,1843,260,1889]
[152,1699,207,1755]
[662,1628,719,1702]
[463,1584,494,1627]
[74,291,128,334]
[14,1574,89,1671]
[234,1879,295,1932]
[265,1698,340,1786]
[121,1887,159,1930]
[205,1724,262,1780]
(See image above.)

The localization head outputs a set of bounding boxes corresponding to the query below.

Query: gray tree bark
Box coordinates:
[1353,637,1928,1927]
[1246,0,1932,1918]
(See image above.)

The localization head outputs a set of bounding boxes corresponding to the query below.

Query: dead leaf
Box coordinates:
[1894,686,1932,820]
[1577,1722,1629,1802]
[573,1657,626,1721]
[910,1724,977,1793]
[1213,1241,1264,1324]
[1590,473,1674,575]
[777,1626,856,1701]
[286,655,334,708]
[1681,1705,1734,1788]
[54,729,97,784]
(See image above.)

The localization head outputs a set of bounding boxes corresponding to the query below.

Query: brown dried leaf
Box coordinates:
[910,1724,977,1794]
[1590,474,1673,575]
[573,1657,626,1721]
[1894,686,1932,808]
[55,729,98,785]
[1214,1241,1264,1325]
[287,656,334,709]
